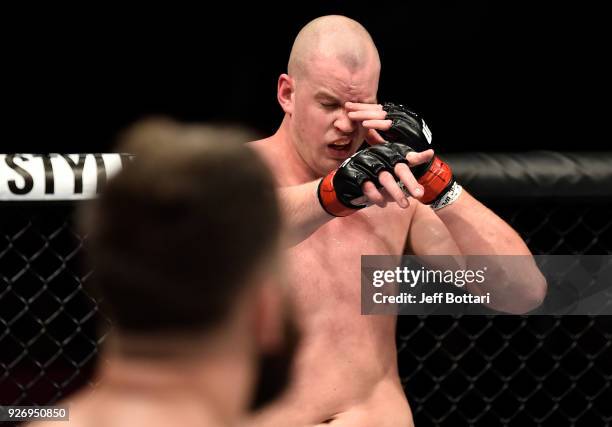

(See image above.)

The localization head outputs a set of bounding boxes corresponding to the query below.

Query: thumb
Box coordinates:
[365,129,386,145]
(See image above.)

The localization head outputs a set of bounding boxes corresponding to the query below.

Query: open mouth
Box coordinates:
[327,141,352,152]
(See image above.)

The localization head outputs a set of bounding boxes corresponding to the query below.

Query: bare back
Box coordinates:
[27,388,225,427]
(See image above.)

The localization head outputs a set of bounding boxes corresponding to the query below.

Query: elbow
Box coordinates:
[504,271,548,314]
[519,275,548,313]
[482,266,547,314]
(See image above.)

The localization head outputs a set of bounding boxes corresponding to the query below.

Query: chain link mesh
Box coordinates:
[0,204,105,409]
[1,200,611,426]
[400,201,612,427]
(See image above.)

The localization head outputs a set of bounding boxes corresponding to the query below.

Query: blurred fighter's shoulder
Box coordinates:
[247,136,294,185]
[27,389,224,427]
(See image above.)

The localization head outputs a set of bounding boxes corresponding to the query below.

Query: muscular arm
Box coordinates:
[277,180,334,246]
[275,147,432,247]
[435,190,530,255]
[408,192,547,313]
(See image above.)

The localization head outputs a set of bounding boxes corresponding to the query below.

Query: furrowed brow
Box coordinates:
[314,91,341,102]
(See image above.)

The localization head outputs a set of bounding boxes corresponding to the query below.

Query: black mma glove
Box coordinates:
[379,102,456,206]
[317,142,413,217]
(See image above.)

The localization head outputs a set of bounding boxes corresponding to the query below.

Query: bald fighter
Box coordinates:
[248,16,546,427]
[29,119,298,427]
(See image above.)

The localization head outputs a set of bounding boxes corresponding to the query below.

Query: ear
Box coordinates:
[277,74,295,115]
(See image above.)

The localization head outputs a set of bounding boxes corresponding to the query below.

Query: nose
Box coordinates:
[334,108,356,134]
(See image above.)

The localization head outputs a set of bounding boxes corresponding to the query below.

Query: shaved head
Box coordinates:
[278,16,381,178]
[288,15,380,80]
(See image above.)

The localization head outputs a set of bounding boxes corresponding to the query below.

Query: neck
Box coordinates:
[270,115,322,185]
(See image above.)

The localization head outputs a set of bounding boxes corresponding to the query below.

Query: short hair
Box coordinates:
[288,15,380,81]
[82,118,280,336]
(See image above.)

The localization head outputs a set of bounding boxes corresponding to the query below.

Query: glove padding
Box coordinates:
[318,142,413,217]
[380,102,432,152]
[379,102,454,205]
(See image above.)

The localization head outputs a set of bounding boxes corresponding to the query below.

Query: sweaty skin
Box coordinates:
[246,17,420,426]
[251,140,418,427]
[27,350,250,427]
[29,367,228,427]
[248,15,546,427]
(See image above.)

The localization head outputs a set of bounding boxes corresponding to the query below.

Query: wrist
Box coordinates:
[317,172,359,217]
[416,156,455,204]
[430,181,463,211]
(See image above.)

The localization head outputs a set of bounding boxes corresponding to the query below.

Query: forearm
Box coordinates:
[435,190,529,255]
[436,190,547,312]
[277,180,334,246]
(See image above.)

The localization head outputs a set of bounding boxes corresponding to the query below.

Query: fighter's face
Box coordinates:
[291,58,379,176]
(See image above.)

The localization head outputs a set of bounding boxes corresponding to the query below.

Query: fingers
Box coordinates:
[359,150,434,203]
[365,129,386,145]
[358,149,435,206]
[394,149,434,198]
[362,119,392,130]
[345,102,383,111]
[394,163,424,199]
[346,104,391,131]
[360,170,416,209]
[378,171,409,208]
[361,181,386,207]
[405,149,435,167]
[362,150,433,208]
[347,109,386,121]
[341,106,433,207]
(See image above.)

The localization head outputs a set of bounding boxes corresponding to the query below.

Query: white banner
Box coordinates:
[0,154,131,201]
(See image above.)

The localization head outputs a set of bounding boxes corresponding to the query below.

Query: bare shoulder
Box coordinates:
[26,422,70,427]
[24,391,93,427]
[246,136,286,182]
[247,137,277,166]
[24,402,80,427]
[247,136,274,155]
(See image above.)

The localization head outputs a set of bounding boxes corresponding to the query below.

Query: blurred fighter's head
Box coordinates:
[82,118,298,424]
[278,15,381,177]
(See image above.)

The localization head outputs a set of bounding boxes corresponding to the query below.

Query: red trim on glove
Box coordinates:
[318,171,358,217]
[417,156,454,204]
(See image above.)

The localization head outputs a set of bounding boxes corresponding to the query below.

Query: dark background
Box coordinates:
[4,2,602,154]
[2,4,611,425]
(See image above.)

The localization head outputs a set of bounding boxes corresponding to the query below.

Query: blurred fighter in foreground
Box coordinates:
[248,15,546,427]
[30,119,299,427]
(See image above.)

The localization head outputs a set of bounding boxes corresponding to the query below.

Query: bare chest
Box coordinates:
[286,204,414,301]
